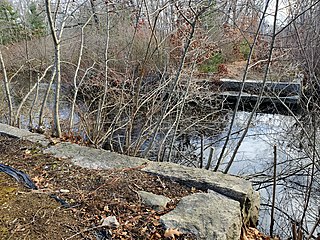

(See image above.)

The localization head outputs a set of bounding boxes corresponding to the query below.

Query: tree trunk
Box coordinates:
[0,50,13,126]
[52,44,62,137]
[45,0,62,137]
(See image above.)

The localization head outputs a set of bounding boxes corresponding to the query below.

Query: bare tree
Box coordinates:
[44,0,66,137]
[0,49,13,125]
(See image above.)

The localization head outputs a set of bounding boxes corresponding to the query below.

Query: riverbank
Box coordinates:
[0,124,265,239]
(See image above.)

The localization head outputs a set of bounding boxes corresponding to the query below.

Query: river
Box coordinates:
[201,111,319,238]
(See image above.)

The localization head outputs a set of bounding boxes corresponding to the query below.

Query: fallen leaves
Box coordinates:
[32,175,45,186]
[164,228,183,239]
[242,226,270,240]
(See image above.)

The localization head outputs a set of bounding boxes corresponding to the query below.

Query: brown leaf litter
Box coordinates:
[0,135,196,239]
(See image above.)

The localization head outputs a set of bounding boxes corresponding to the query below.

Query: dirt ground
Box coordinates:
[223,60,265,80]
[0,135,198,240]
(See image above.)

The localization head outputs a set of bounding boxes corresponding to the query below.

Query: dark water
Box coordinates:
[205,111,319,237]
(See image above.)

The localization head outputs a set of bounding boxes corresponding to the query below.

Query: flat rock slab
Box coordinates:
[161,192,241,240]
[143,162,259,226]
[0,123,50,146]
[138,191,171,211]
[43,142,149,169]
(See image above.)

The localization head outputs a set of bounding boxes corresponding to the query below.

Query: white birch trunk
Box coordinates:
[0,50,13,126]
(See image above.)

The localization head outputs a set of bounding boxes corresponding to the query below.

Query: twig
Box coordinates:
[64,225,104,240]
[270,145,277,237]
[157,176,166,189]
[205,147,214,170]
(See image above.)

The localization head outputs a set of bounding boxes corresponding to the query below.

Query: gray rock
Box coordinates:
[43,142,149,169]
[101,216,120,228]
[0,123,50,146]
[143,162,259,226]
[138,191,171,211]
[161,192,241,240]
[249,190,260,227]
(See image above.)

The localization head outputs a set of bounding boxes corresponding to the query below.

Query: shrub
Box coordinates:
[198,52,224,73]
[239,40,251,59]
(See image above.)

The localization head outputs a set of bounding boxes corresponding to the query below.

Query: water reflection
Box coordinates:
[209,111,319,238]
[214,111,299,175]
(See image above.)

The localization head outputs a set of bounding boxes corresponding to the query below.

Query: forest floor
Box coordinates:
[0,135,198,240]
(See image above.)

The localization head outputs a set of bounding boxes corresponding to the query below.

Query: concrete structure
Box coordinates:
[218,78,301,113]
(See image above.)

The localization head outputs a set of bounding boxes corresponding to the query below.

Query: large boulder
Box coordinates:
[160,192,241,240]
[0,123,49,146]
[44,142,148,169]
[143,162,259,226]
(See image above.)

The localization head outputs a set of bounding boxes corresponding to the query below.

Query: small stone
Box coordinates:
[59,189,70,193]
[43,165,50,170]
[101,216,120,228]
[138,191,171,211]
